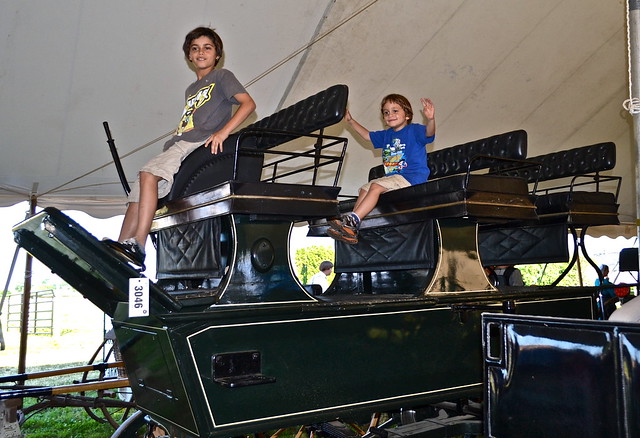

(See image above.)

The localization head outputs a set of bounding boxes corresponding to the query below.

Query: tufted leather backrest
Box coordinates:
[369,129,527,181]
[506,142,616,183]
[241,84,348,149]
[428,129,527,178]
[163,84,348,202]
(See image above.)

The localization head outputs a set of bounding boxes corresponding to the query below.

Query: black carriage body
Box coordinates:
[483,313,640,438]
[12,84,622,437]
[111,289,596,437]
[12,192,598,437]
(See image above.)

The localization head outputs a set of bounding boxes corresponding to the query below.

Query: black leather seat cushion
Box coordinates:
[161,84,348,204]
[536,191,619,225]
[331,174,534,231]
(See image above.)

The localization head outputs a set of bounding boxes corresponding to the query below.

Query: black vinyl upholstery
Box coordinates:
[503,142,615,185]
[428,129,528,178]
[162,84,348,203]
[478,142,620,269]
[155,85,348,282]
[368,129,528,181]
[478,223,570,266]
[504,142,619,226]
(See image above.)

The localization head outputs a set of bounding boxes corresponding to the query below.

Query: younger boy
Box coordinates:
[328,94,435,244]
[104,27,256,268]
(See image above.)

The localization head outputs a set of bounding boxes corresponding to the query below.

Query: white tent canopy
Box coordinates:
[1,1,636,236]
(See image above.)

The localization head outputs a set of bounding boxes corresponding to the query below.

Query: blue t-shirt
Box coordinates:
[369,123,434,185]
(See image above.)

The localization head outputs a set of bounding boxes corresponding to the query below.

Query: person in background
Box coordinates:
[596,264,617,318]
[492,265,524,287]
[309,260,334,293]
[104,26,256,269]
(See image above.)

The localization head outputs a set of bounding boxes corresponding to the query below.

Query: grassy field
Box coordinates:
[1,288,107,367]
[1,288,120,437]
[1,362,126,438]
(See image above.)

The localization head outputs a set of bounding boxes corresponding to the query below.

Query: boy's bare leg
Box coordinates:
[353,183,386,219]
[118,202,139,241]
[352,188,367,212]
[132,171,162,246]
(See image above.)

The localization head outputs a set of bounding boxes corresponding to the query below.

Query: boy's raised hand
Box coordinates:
[344,109,353,122]
[421,98,435,121]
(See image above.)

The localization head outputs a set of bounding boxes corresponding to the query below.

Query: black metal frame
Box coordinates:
[231,127,348,187]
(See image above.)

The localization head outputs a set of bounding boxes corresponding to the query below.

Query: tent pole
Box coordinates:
[17,191,37,384]
[0,246,21,351]
[627,0,640,260]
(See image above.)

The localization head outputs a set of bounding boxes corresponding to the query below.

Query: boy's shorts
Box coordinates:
[359,174,410,193]
[127,139,204,203]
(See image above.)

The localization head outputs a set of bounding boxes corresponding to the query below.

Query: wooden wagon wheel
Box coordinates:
[79,333,134,429]
[111,409,188,438]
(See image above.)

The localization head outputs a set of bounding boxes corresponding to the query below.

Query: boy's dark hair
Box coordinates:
[319,261,334,272]
[183,27,224,66]
[380,94,414,124]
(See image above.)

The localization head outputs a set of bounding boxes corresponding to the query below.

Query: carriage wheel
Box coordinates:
[79,335,135,429]
[111,409,196,438]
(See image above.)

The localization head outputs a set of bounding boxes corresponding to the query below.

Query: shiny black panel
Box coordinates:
[484,313,640,438]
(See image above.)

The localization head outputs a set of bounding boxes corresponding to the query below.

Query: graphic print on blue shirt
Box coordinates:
[369,124,433,185]
[382,137,407,175]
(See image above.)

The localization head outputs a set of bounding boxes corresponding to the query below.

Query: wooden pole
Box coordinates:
[0,361,125,384]
[17,189,37,383]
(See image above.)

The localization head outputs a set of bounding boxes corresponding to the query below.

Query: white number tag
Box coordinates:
[129,278,149,317]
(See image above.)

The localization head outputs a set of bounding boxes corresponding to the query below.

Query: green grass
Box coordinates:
[19,408,116,438]
[1,363,129,438]
[1,364,478,438]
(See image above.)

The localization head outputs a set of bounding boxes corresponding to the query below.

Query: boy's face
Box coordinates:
[188,36,219,72]
[382,102,410,131]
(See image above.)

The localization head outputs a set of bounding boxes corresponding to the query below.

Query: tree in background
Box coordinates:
[294,245,335,285]
[294,246,592,288]
[519,258,590,286]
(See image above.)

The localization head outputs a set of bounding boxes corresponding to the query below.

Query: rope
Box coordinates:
[40,129,174,197]
[624,0,640,114]
[244,0,379,88]
[41,1,379,198]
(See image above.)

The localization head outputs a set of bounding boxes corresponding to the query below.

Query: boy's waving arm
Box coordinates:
[345,109,371,142]
[421,98,436,137]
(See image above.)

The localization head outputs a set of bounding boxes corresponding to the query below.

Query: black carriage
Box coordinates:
[11,84,623,437]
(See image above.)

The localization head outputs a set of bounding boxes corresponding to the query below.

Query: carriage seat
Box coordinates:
[309,129,534,236]
[151,85,349,288]
[510,141,620,226]
[312,130,534,296]
[159,84,349,205]
[478,141,621,274]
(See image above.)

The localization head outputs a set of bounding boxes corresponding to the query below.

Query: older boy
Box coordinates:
[104,27,256,268]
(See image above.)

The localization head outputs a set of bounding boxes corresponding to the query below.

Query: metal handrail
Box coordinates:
[232,127,348,187]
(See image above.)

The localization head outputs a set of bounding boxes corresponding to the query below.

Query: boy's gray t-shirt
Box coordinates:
[163,68,247,150]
